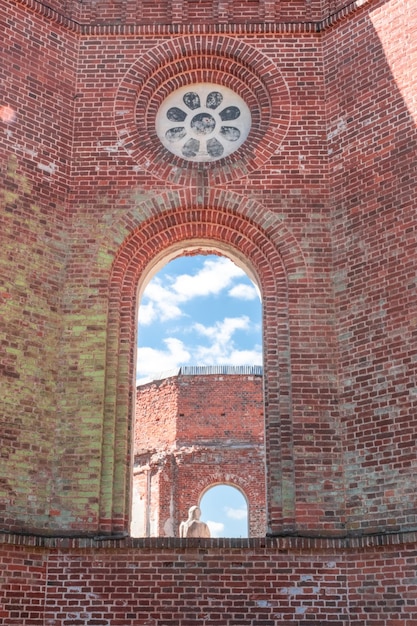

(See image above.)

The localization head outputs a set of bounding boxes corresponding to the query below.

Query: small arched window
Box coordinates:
[200,485,249,538]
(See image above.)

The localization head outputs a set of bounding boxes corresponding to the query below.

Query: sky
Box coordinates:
[136,254,262,537]
[136,254,262,384]
[200,485,249,538]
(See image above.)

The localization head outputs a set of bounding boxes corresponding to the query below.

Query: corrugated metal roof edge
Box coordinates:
[137,365,263,386]
[181,365,263,376]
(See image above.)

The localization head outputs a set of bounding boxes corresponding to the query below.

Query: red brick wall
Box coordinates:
[133,371,266,536]
[324,0,417,533]
[135,377,179,452]
[175,373,264,444]
[2,534,417,624]
[91,25,334,534]
[2,0,417,621]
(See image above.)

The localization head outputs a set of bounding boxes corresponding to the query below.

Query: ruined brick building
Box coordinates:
[132,366,266,538]
[1,0,417,622]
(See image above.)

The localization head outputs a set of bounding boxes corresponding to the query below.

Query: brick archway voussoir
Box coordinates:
[101,199,304,534]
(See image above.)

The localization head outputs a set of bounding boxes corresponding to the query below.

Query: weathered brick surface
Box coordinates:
[0,1,78,531]
[324,0,417,533]
[135,372,264,450]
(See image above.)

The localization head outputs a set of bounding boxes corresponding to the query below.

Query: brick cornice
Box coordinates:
[12,0,78,30]
[14,0,376,35]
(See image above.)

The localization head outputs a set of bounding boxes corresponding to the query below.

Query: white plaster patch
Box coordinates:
[281,587,303,595]
[68,615,109,625]
[37,162,56,174]
[13,143,38,158]
[300,574,313,582]
[327,118,347,140]
[87,592,102,599]
[98,139,125,154]
[163,516,174,535]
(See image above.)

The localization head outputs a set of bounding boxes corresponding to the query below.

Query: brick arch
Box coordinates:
[100,203,306,536]
[175,465,263,538]
[199,480,250,502]
[176,475,255,536]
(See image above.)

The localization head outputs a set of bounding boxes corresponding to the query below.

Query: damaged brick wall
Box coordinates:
[133,369,266,537]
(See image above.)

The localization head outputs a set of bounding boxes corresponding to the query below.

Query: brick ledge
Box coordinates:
[1,529,417,552]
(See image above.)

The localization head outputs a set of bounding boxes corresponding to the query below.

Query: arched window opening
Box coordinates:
[200,485,249,538]
[131,251,266,538]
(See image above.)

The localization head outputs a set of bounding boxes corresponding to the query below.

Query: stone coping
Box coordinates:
[2,530,417,551]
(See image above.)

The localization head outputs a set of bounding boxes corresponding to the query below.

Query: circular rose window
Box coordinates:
[155,83,251,162]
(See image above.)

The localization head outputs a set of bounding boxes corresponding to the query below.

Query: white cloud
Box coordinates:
[139,278,183,325]
[194,316,250,342]
[139,257,246,325]
[137,314,262,381]
[225,348,263,366]
[172,257,245,300]
[228,283,259,301]
[225,506,248,520]
[136,338,190,383]
[192,316,262,365]
[138,301,156,325]
[206,520,225,538]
